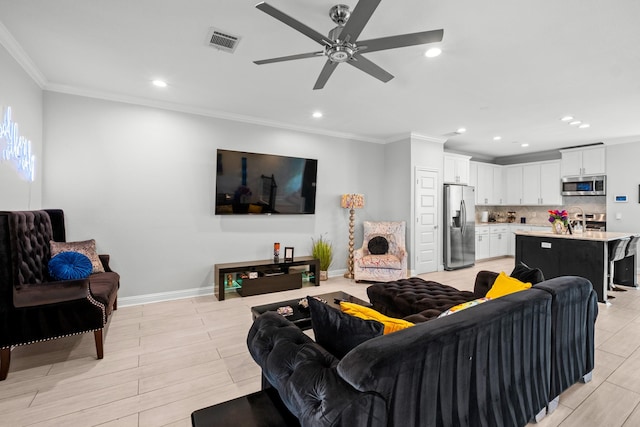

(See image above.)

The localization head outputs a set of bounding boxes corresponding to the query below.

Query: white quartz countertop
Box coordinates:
[515,230,638,242]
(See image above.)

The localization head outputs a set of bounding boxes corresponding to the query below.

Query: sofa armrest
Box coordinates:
[473,270,499,298]
[13,279,91,308]
[98,254,112,272]
[247,312,387,426]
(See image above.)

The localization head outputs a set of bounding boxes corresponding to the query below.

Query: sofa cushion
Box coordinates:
[340,302,414,334]
[308,296,383,359]
[486,272,531,298]
[367,236,389,255]
[48,251,93,281]
[511,262,545,285]
[358,254,403,270]
[367,277,476,319]
[50,239,105,274]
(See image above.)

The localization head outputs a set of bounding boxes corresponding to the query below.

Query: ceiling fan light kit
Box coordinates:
[254,0,444,89]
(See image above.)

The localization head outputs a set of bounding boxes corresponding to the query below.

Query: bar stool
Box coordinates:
[625,235,640,258]
[624,235,640,288]
[609,237,630,290]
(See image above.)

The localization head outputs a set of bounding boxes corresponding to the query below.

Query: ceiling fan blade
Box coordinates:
[348,54,393,83]
[340,0,382,42]
[313,60,339,90]
[254,51,324,65]
[256,2,332,46]
[357,29,444,53]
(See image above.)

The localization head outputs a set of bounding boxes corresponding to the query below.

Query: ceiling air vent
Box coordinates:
[207,27,241,53]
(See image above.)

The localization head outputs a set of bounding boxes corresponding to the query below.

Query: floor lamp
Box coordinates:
[341,194,365,279]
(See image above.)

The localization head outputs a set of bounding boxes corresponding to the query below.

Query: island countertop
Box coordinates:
[515,230,638,242]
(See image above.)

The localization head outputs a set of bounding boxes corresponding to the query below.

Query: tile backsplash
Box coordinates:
[476,196,606,226]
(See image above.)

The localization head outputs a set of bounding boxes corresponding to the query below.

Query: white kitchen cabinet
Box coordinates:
[476,163,492,205]
[539,161,562,205]
[522,164,541,205]
[475,163,504,205]
[475,226,490,260]
[560,146,605,177]
[505,161,561,206]
[444,153,471,184]
[493,167,504,205]
[469,161,478,204]
[504,166,523,205]
[489,225,509,257]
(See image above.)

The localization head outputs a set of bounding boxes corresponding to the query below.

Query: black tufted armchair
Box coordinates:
[0,209,120,380]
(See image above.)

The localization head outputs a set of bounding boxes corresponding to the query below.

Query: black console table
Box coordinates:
[215,256,320,301]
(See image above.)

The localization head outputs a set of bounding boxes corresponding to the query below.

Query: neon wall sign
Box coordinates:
[0,106,35,181]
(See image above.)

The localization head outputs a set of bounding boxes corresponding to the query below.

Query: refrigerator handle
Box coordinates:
[461,199,466,235]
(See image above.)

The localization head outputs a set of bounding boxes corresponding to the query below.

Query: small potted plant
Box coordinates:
[311,235,333,281]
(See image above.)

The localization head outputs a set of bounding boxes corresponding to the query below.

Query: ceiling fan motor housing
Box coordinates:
[329,4,351,26]
[327,44,354,62]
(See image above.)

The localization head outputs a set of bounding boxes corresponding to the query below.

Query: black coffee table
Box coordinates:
[250,290,371,330]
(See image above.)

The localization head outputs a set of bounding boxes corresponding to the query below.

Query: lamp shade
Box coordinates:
[341,194,365,209]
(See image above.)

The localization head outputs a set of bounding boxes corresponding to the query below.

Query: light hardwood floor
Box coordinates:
[3,257,640,426]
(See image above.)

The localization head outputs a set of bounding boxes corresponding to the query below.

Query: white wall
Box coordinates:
[0,44,42,210]
[606,142,640,234]
[411,136,445,270]
[42,92,385,298]
[382,137,412,223]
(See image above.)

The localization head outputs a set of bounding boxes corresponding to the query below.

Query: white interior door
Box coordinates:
[414,168,438,274]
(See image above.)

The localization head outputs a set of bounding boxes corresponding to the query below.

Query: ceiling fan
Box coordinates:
[253,0,444,90]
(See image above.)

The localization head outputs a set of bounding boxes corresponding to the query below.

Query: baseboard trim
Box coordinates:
[119,268,349,307]
[119,287,214,307]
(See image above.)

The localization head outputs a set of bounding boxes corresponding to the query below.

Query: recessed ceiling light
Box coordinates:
[578,123,591,129]
[561,116,574,121]
[521,143,529,147]
[493,136,502,141]
[312,111,323,118]
[456,127,466,134]
[569,120,582,126]
[152,80,167,88]
[425,47,442,58]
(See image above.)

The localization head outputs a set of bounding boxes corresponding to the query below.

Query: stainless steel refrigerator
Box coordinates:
[444,184,476,270]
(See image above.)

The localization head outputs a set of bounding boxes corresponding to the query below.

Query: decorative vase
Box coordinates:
[552,220,566,234]
[319,270,328,281]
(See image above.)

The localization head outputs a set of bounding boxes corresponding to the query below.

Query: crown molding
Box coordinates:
[0,21,47,88]
[410,132,447,144]
[44,83,387,145]
[385,132,447,144]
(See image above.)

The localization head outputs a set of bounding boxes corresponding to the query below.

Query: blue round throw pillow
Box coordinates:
[48,251,93,281]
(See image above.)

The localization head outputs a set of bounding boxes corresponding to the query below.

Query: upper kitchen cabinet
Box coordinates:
[469,161,478,203]
[504,165,524,205]
[505,161,561,206]
[443,153,471,184]
[522,161,562,205]
[473,161,504,205]
[560,146,606,177]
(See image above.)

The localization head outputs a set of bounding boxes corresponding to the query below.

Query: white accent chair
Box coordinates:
[353,221,408,282]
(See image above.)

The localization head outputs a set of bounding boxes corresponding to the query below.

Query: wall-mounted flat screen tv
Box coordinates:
[215,149,317,215]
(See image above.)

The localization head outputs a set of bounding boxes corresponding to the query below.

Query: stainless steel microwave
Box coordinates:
[561,175,606,196]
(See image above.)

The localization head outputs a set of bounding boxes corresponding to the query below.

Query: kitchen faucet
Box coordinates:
[567,206,586,232]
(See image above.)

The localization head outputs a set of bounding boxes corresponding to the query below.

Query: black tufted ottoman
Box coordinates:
[367,277,476,322]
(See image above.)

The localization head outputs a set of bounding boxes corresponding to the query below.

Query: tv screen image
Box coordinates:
[215,149,317,215]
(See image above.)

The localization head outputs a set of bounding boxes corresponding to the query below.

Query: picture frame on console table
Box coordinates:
[284,247,294,262]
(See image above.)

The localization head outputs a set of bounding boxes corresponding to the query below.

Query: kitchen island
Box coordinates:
[515,230,639,304]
